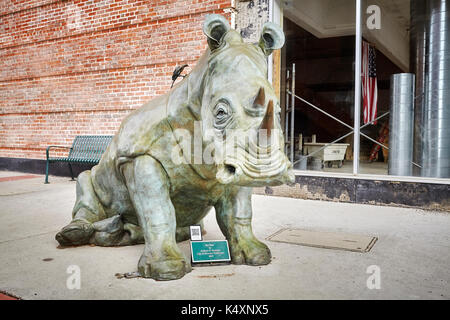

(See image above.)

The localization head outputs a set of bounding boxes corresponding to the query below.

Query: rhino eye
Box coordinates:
[217,109,226,117]
[213,101,232,128]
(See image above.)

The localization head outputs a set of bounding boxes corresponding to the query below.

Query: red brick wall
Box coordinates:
[0,0,232,159]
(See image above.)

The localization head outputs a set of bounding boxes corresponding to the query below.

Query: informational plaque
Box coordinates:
[190,240,231,264]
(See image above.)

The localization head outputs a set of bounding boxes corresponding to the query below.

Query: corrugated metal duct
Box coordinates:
[410,0,450,178]
[389,73,415,176]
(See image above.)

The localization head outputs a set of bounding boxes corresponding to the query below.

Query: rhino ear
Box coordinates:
[258,22,285,56]
[203,14,230,51]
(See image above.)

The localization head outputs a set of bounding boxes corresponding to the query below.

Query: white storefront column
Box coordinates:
[353,0,362,175]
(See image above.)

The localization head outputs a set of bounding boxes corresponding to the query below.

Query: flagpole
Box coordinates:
[353,0,362,175]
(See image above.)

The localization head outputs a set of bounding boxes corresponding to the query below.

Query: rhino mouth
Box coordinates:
[225,164,236,175]
[216,163,239,185]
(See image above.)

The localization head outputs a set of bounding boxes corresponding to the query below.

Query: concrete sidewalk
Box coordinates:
[0,171,449,300]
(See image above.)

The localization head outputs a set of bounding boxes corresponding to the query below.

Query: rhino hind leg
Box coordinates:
[91,216,144,246]
[56,170,144,247]
[55,208,96,246]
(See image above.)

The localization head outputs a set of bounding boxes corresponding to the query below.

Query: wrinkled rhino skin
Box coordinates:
[56,14,294,281]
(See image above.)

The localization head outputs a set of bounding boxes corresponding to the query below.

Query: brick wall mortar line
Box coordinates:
[0,109,132,117]
[0,146,49,151]
[0,0,67,18]
[0,59,198,84]
[0,108,136,117]
[0,6,231,51]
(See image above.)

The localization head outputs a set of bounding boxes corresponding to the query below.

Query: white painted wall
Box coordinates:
[362,0,409,71]
[282,0,409,71]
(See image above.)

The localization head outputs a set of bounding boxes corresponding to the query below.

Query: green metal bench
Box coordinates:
[45,135,113,183]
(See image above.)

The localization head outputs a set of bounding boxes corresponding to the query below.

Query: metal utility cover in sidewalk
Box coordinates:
[267,228,377,252]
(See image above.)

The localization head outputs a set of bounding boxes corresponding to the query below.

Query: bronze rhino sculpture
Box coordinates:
[56,14,294,280]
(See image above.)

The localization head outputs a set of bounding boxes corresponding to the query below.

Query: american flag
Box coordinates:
[361,41,378,124]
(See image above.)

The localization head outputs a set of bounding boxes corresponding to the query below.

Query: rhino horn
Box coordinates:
[253,87,265,108]
[259,99,274,140]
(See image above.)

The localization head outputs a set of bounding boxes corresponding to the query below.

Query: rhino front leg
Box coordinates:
[215,186,271,265]
[122,155,191,280]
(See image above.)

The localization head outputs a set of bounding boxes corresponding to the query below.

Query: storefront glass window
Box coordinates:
[281,0,356,173]
[360,0,450,180]
[282,0,450,181]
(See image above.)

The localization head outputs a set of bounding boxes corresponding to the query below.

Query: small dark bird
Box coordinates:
[171,64,189,88]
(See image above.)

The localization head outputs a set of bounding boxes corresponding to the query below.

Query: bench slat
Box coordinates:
[45,135,113,183]
[67,135,112,162]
